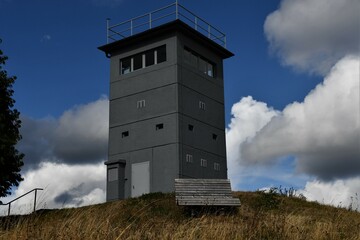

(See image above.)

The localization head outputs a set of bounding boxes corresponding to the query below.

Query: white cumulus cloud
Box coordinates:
[0,162,106,215]
[240,56,360,181]
[264,0,359,75]
[300,177,360,210]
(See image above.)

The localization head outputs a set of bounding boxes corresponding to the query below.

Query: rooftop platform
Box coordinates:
[105,2,227,48]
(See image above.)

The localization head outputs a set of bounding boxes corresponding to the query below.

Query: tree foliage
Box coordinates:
[0,41,24,199]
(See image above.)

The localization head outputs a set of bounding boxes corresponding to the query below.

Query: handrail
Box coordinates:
[0,188,43,216]
[105,1,227,48]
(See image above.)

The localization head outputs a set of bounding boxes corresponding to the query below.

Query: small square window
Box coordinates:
[186,154,193,163]
[108,168,118,182]
[156,123,164,130]
[122,131,129,138]
[212,134,218,140]
[137,100,146,108]
[201,158,207,167]
[214,163,220,171]
[188,124,194,131]
[199,101,206,110]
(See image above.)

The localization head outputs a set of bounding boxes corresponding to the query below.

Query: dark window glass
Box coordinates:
[157,45,166,63]
[188,124,194,131]
[184,48,192,64]
[198,57,207,75]
[145,50,155,67]
[121,57,131,74]
[133,54,143,70]
[207,62,214,77]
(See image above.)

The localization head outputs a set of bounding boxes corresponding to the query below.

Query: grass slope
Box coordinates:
[0,191,359,240]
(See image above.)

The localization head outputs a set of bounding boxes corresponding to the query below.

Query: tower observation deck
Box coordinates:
[105,2,227,48]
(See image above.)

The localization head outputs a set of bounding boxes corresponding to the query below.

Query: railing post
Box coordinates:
[195,17,197,30]
[106,18,110,44]
[208,25,211,38]
[175,0,179,19]
[33,189,38,213]
[130,19,133,35]
[224,36,227,48]
[149,13,152,29]
[8,202,11,216]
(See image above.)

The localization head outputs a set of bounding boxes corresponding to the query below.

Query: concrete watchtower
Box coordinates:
[99,2,234,201]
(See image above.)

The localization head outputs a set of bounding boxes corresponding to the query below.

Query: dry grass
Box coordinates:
[0,192,359,240]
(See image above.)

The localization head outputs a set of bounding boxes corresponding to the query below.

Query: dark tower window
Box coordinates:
[212,133,218,140]
[156,45,166,63]
[188,124,194,131]
[122,131,129,138]
[156,123,164,130]
[120,45,166,75]
[121,57,131,74]
[184,47,215,77]
[145,50,155,67]
[133,53,143,71]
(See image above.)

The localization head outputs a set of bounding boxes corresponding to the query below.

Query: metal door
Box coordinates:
[131,161,150,197]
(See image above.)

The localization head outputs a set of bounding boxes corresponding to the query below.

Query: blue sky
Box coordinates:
[0,0,359,212]
[1,0,321,120]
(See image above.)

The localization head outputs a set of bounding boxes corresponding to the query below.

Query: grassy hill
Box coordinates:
[0,191,359,240]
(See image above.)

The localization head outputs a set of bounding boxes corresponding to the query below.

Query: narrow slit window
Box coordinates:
[122,131,129,138]
[214,163,220,171]
[186,154,193,163]
[137,100,146,108]
[201,159,207,167]
[156,123,164,130]
[199,101,206,110]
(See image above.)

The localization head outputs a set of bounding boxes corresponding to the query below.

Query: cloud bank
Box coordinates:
[241,56,360,181]
[18,97,108,169]
[264,0,359,75]
[0,97,109,215]
[227,0,360,209]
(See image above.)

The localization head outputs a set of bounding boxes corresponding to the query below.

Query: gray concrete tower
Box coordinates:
[99,4,233,201]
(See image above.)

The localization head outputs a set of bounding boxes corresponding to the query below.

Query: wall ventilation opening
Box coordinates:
[122,131,129,138]
[212,133,218,140]
[156,123,164,130]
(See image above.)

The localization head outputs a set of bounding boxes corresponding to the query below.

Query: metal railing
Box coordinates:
[106,1,226,48]
[0,188,43,216]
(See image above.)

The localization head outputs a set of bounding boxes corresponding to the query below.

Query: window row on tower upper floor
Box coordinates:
[184,47,215,78]
[120,45,167,75]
